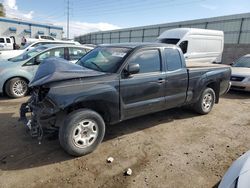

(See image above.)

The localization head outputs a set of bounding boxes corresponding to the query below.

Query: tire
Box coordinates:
[193,87,216,115]
[5,77,28,98]
[59,109,105,156]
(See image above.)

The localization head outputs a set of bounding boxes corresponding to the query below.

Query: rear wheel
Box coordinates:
[5,77,28,98]
[193,87,215,115]
[59,109,105,156]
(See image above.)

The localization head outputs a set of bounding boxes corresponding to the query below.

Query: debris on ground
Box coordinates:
[107,157,114,163]
[124,168,133,176]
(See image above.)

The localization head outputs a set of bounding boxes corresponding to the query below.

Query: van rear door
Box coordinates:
[184,35,223,64]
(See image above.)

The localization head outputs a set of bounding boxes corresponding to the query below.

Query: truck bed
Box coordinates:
[187,62,230,69]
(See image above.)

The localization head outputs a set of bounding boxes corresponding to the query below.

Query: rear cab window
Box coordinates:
[6,38,11,43]
[164,48,183,71]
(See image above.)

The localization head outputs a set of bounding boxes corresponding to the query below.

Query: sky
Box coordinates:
[1,0,250,38]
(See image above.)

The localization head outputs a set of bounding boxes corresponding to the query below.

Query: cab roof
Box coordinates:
[98,42,176,49]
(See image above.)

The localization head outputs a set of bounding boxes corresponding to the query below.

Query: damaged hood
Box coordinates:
[29,57,105,87]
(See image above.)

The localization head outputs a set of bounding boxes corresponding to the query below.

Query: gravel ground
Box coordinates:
[0,91,249,188]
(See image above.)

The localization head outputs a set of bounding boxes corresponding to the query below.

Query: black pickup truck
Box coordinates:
[20,43,231,156]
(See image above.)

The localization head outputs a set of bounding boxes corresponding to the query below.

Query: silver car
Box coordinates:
[219,150,250,188]
[0,44,93,98]
[230,54,250,91]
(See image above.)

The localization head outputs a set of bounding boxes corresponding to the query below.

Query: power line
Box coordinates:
[73,0,205,17]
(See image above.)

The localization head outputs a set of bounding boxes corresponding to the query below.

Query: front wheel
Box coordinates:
[193,87,216,115]
[59,109,105,156]
[5,77,28,98]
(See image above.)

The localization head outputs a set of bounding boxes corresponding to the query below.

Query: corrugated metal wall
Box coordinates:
[75,13,250,45]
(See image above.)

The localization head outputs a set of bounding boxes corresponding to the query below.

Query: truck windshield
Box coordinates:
[233,57,250,68]
[157,38,180,44]
[76,46,131,73]
[8,46,48,62]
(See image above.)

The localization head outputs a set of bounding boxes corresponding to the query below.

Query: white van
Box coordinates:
[0,37,14,50]
[157,28,224,64]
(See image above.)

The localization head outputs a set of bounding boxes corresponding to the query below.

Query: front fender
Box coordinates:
[0,68,33,93]
[47,82,120,123]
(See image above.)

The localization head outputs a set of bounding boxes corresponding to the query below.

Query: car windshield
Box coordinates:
[76,46,131,73]
[8,46,48,62]
[233,56,250,68]
[157,38,180,44]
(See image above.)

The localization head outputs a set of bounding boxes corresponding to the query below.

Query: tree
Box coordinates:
[0,3,6,17]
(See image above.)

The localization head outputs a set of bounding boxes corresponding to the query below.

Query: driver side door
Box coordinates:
[120,48,166,120]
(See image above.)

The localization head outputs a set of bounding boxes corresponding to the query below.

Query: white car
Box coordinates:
[230,54,250,91]
[0,40,81,60]
[219,150,250,188]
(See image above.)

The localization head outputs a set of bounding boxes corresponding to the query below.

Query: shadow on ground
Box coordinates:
[0,107,196,171]
[212,181,220,188]
[223,90,250,100]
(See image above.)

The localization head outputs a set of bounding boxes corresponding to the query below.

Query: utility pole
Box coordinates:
[67,0,69,39]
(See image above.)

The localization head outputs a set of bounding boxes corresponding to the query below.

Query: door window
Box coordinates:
[179,41,188,54]
[36,47,65,63]
[0,38,4,43]
[68,47,87,61]
[165,49,183,71]
[128,49,161,74]
[6,38,11,43]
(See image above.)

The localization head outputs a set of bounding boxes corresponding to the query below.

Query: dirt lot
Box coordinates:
[0,91,249,188]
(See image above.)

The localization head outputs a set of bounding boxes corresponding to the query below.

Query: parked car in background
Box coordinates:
[230,54,250,91]
[0,44,93,98]
[0,36,14,50]
[157,28,224,64]
[0,40,81,60]
[35,35,55,40]
[19,43,231,156]
[219,150,250,188]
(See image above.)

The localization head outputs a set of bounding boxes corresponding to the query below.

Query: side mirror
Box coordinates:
[34,57,41,65]
[127,63,140,75]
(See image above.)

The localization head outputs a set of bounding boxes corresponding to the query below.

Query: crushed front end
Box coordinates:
[19,86,62,142]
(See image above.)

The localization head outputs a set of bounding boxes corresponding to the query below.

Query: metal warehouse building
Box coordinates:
[75,13,250,64]
[0,17,63,44]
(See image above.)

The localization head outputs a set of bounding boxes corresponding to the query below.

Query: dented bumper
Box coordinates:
[19,92,61,140]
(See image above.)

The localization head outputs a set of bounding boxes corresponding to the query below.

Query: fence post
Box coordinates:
[238,18,244,44]
[129,30,132,42]
[142,29,145,42]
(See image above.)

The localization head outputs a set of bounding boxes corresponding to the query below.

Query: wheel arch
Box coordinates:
[65,100,114,124]
[205,81,220,103]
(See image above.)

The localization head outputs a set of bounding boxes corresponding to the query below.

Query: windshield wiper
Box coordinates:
[89,61,103,72]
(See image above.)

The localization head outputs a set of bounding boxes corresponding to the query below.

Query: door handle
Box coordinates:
[157,78,165,84]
